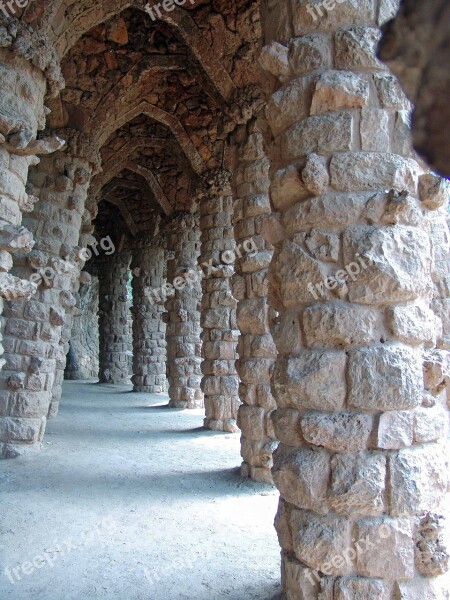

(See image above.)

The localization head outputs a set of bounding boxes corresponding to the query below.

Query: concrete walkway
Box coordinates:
[0,381,281,600]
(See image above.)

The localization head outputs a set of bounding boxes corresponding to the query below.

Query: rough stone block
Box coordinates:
[236,298,268,335]
[389,445,448,516]
[334,577,392,600]
[330,452,387,516]
[334,27,384,69]
[387,303,440,346]
[289,34,332,75]
[272,445,330,513]
[377,410,414,449]
[291,0,376,35]
[303,304,380,349]
[274,351,347,411]
[330,153,420,193]
[414,404,449,444]
[282,553,319,600]
[267,77,311,136]
[237,405,265,441]
[348,346,423,411]
[280,113,353,160]
[342,226,431,304]
[290,510,353,575]
[361,108,390,151]
[302,411,373,453]
[311,70,370,114]
[356,518,414,580]
[271,409,303,447]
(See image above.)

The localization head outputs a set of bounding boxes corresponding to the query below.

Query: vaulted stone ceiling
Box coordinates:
[22,0,262,241]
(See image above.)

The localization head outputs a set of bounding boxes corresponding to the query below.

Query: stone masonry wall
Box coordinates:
[98,251,132,384]
[259,1,450,597]
[232,118,278,484]
[131,236,167,393]
[165,213,203,408]
[200,170,240,432]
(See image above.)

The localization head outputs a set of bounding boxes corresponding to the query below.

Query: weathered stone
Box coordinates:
[302,228,338,262]
[289,34,332,74]
[274,351,347,411]
[342,226,432,304]
[280,113,353,160]
[355,518,414,580]
[301,154,329,197]
[334,577,392,600]
[414,513,449,577]
[272,445,330,513]
[311,71,370,115]
[334,27,384,70]
[377,410,414,449]
[330,453,386,516]
[302,412,373,453]
[419,174,449,211]
[387,303,440,346]
[389,445,448,516]
[303,304,380,349]
[330,153,420,193]
[290,510,353,575]
[414,404,449,443]
[360,108,390,152]
[348,346,423,411]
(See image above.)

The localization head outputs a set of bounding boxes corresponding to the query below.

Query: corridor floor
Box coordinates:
[0,382,281,600]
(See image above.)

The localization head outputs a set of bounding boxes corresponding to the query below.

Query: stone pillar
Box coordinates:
[0,18,65,457]
[98,251,132,384]
[200,170,240,432]
[165,213,203,408]
[131,235,167,393]
[230,110,278,484]
[259,2,449,597]
[64,274,99,381]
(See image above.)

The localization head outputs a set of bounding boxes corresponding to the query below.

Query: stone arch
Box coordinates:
[94,160,173,216]
[93,101,206,176]
[31,1,235,100]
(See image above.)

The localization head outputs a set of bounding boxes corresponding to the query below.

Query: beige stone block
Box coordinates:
[271,164,310,211]
[280,113,353,160]
[348,346,423,411]
[266,77,311,136]
[330,452,387,516]
[274,351,347,411]
[289,34,332,75]
[360,108,390,151]
[303,303,380,349]
[311,70,370,115]
[355,518,414,580]
[290,510,353,575]
[342,226,431,304]
[272,445,330,513]
[334,27,384,70]
[334,576,392,599]
[302,411,373,453]
[377,410,414,449]
[389,444,448,516]
[387,303,440,346]
[331,152,420,193]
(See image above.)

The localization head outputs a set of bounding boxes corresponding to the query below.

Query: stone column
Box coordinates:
[131,235,167,393]
[259,1,449,597]
[229,104,278,484]
[165,213,203,408]
[200,170,240,432]
[98,251,132,384]
[0,18,65,457]
[64,275,99,381]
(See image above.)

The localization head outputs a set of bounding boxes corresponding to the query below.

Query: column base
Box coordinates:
[1,441,43,460]
[240,461,274,485]
[133,385,166,394]
[204,417,240,433]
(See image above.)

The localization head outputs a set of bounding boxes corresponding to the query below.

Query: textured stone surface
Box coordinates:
[348,346,423,411]
[389,445,448,516]
[355,518,414,580]
[330,453,386,516]
[301,412,373,453]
